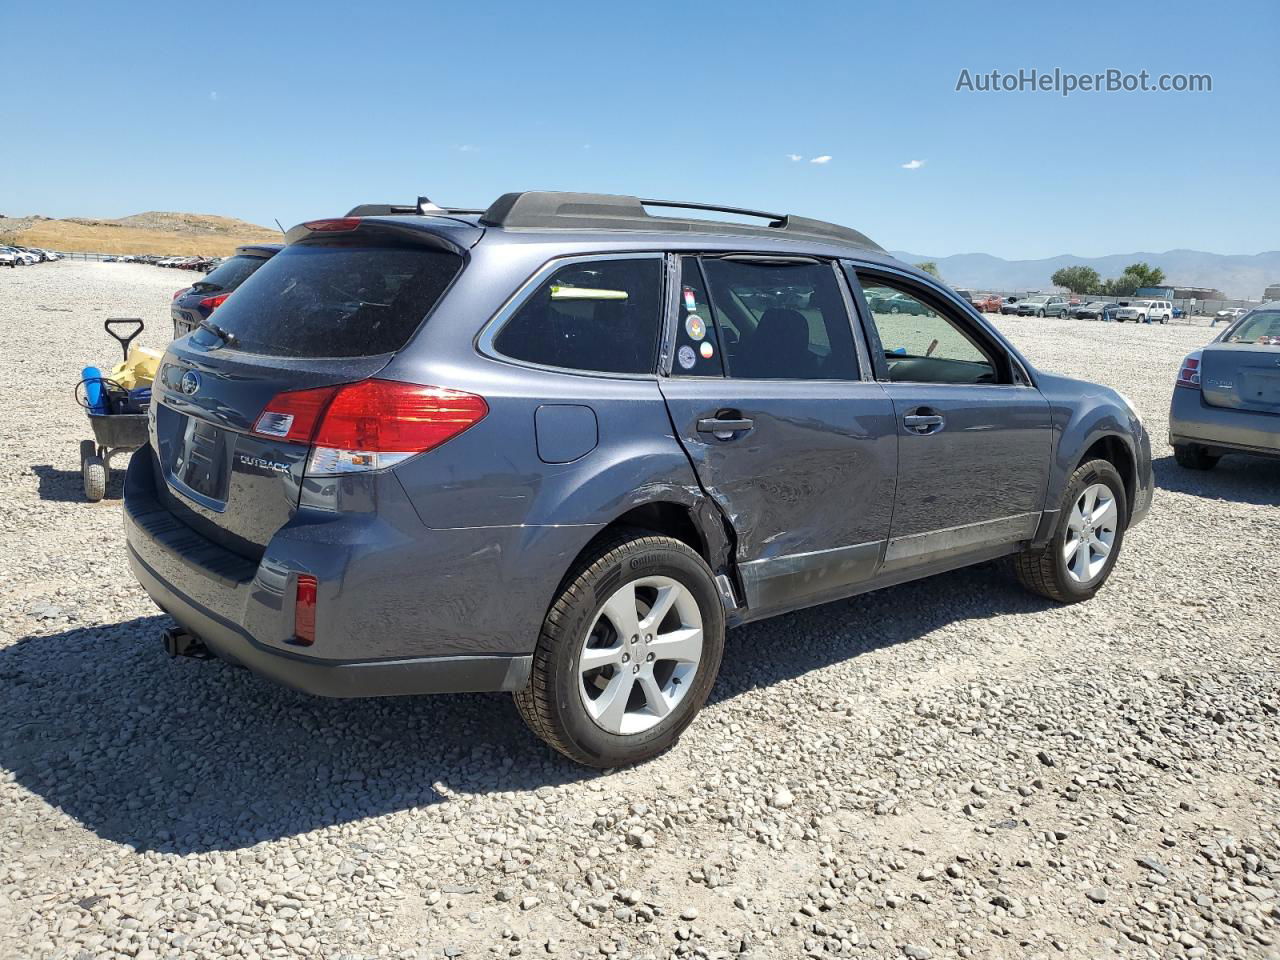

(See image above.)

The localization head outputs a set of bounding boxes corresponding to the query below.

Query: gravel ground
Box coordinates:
[1,261,1277,960]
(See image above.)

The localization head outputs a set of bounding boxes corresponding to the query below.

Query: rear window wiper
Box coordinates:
[198,319,238,347]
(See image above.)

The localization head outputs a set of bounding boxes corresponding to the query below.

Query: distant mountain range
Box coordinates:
[889,249,1280,300]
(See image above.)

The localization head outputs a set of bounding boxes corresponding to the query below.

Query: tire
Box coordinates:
[1014,459,1128,603]
[1174,443,1220,470]
[82,443,107,503]
[889,305,901,314]
[1037,310,1045,318]
[1138,314,1147,323]
[514,530,726,768]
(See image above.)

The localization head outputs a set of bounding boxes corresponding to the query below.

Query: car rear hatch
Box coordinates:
[151,215,479,558]
[1200,342,1280,414]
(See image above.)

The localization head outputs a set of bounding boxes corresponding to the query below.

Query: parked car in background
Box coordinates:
[0,247,18,268]
[171,243,282,339]
[1115,299,1173,324]
[972,293,1003,313]
[1000,297,1021,315]
[865,290,931,315]
[126,190,1152,768]
[1017,295,1069,317]
[1170,304,1280,469]
[1071,301,1112,320]
[953,288,976,304]
[1213,307,1248,326]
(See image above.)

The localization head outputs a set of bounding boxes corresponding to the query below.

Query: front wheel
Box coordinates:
[1014,459,1127,603]
[1037,309,1045,318]
[515,531,725,768]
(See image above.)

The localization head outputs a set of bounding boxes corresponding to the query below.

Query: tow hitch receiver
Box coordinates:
[163,626,211,659]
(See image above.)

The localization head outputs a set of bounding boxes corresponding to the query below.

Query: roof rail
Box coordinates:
[479,191,883,251]
[345,196,485,217]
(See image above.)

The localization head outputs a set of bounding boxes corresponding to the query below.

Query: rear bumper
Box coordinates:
[1169,388,1280,458]
[123,447,532,697]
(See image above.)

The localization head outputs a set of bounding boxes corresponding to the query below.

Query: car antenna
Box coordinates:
[274,218,286,235]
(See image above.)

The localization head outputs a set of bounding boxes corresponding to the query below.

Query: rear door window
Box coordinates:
[191,242,463,358]
[697,258,859,380]
[493,256,663,374]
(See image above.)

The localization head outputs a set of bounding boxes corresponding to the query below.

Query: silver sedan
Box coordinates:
[1170,303,1280,468]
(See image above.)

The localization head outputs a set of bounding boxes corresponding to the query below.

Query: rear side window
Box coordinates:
[193,254,269,293]
[698,258,859,380]
[494,257,663,374]
[193,242,463,358]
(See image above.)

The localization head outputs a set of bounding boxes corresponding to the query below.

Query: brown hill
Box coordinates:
[0,211,280,256]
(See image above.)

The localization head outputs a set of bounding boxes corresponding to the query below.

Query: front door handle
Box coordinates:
[903,411,945,435]
[697,417,754,435]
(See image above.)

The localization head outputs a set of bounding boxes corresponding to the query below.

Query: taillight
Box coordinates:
[173,287,188,300]
[293,575,317,646]
[253,379,488,475]
[303,217,361,232]
[1176,352,1202,389]
[199,292,230,312]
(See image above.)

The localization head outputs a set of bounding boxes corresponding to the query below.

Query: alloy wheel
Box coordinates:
[1064,483,1118,584]
[578,576,703,735]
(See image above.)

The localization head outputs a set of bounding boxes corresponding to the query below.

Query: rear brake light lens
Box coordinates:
[293,575,317,646]
[199,292,230,312]
[1176,352,1202,389]
[253,379,488,474]
[303,217,361,232]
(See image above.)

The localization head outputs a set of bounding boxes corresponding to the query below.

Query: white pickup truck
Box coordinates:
[1115,299,1173,324]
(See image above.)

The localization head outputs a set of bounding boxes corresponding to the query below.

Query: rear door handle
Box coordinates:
[697,417,754,435]
[903,412,945,434]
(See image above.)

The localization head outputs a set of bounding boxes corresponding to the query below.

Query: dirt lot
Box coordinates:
[1,261,1276,960]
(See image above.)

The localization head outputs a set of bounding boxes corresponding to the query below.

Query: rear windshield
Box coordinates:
[1225,310,1280,344]
[193,242,462,357]
[192,254,270,293]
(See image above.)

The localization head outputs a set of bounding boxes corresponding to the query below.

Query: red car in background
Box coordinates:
[972,293,1003,313]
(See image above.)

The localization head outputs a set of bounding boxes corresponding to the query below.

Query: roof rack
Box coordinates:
[478,191,883,251]
[345,196,485,217]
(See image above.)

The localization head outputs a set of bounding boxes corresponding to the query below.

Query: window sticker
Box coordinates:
[677,344,697,370]
[683,287,698,312]
[699,341,714,360]
[685,315,706,341]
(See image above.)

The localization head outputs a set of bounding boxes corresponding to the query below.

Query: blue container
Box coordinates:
[82,367,108,414]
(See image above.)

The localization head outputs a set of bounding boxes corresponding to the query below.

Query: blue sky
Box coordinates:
[2,0,1274,259]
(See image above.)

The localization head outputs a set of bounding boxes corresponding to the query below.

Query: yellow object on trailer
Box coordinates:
[107,345,162,390]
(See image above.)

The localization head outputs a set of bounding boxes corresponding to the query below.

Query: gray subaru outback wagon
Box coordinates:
[125,192,1153,767]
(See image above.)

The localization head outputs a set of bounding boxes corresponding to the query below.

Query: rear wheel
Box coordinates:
[1014,459,1127,603]
[1174,443,1220,470]
[515,531,725,768]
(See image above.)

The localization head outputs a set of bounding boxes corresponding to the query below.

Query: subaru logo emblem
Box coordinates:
[180,371,201,396]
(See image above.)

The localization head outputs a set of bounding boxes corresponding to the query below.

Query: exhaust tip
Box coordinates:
[162,626,211,659]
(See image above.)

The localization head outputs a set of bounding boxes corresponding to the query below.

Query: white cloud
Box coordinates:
[810,155,832,165]
[209,91,218,101]
[901,159,925,170]
[786,153,803,162]
[456,144,479,152]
